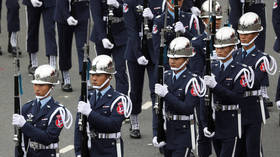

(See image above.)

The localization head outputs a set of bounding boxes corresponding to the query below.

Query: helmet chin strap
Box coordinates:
[241,34,258,46]
[171,60,187,71]
[216,48,235,60]
[92,77,111,90]
[35,87,53,100]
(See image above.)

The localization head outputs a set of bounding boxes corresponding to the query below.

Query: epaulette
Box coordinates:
[155,15,161,19]
[191,37,197,41]
[236,61,248,68]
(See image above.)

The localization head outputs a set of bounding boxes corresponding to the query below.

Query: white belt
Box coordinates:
[72,0,89,3]
[29,141,58,150]
[167,113,193,121]
[214,104,240,111]
[103,16,124,23]
[243,89,262,97]
[91,131,121,139]
[241,0,264,4]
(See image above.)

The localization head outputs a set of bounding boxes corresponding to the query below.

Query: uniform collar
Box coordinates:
[242,45,256,55]
[37,96,51,109]
[172,67,186,79]
[219,58,233,70]
[96,85,111,97]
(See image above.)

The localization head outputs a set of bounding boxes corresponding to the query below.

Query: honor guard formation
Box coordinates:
[2,0,279,156]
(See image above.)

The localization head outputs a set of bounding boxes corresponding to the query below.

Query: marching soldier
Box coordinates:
[74,55,132,157]
[123,0,163,138]
[12,64,73,157]
[54,0,90,92]
[152,0,199,70]
[90,0,128,96]
[6,0,21,56]
[187,1,223,156]
[23,0,58,74]
[154,37,204,157]
[202,27,252,157]
[229,0,266,52]
[233,12,277,157]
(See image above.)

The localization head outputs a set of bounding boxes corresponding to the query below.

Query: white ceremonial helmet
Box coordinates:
[200,0,223,19]
[89,55,116,75]
[214,27,239,48]
[167,37,195,58]
[32,64,59,85]
[237,12,263,34]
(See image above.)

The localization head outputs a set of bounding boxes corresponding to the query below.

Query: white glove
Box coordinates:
[102,38,114,49]
[174,21,186,33]
[203,127,215,138]
[276,101,280,110]
[31,0,42,7]
[77,155,81,157]
[77,101,92,117]
[152,136,166,148]
[155,83,168,97]
[137,56,149,65]
[190,7,201,16]
[143,8,154,20]
[67,16,78,26]
[204,75,217,88]
[107,0,119,8]
[12,114,26,128]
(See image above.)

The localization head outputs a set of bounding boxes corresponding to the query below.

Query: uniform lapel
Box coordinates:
[94,87,114,109]
[33,98,53,123]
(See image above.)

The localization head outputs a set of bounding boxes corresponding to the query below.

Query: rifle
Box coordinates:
[107,1,114,44]
[78,18,91,157]
[204,0,216,133]
[13,39,24,157]
[141,0,151,59]
[155,2,168,143]
[174,0,180,37]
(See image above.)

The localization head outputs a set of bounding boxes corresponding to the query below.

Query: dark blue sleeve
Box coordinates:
[276,75,280,101]
[123,0,142,59]
[21,111,63,145]
[91,0,107,41]
[54,0,70,23]
[152,17,162,60]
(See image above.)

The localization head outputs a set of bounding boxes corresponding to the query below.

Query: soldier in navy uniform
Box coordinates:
[202,27,250,157]
[272,0,280,110]
[54,0,90,92]
[154,37,204,157]
[90,0,128,96]
[233,12,277,157]
[152,0,200,70]
[229,0,266,52]
[23,0,58,74]
[6,0,21,56]
[123,0,163,138]
[74,55,132,157]
[12,64,73,157]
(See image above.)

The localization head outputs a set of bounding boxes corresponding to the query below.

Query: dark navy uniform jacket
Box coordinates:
[123,0,162,64]
[74,87,126,156]
[90,0,127,47]
[55,0,90,25]
[163,69,200,149]
[233,48,269,125]
[272,0,280,53]
[201,60,247,139]
[23,0,55,7]
[16,98,64,157]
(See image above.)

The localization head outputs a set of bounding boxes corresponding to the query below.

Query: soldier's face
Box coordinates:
[202,18,222,30]
[33,84,52,97]
[239,32,258,45]
[169,57,187,72]
[91,74,110,89]
[216,46,234,61]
